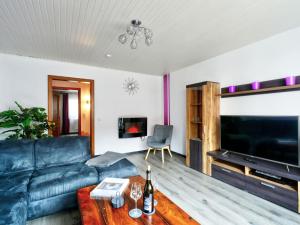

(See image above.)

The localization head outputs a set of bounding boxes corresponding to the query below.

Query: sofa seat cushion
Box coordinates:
[28,163,98,202]
[0,171,32,193]
[97,158,139,181]
[27,191,78,220]
[147,141,167,148]
[0,192,27,225]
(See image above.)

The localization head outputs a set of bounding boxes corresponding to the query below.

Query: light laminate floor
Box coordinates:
[28,152,300,225]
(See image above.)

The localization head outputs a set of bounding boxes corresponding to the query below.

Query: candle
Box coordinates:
[251,81,260,90]
[285,76,296,86]
[228,85,236,93]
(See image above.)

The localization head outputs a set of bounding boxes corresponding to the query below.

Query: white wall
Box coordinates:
[0,53,163,155]
[171,26,300,155]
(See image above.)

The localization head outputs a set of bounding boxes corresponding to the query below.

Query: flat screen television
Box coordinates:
[221,115,300,167]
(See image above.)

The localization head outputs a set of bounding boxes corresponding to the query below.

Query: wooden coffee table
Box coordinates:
[77,175,200,225]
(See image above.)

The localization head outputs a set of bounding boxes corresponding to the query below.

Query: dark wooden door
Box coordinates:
[52,93,60,137]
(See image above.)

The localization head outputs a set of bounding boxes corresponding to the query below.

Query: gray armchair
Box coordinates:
[145,125,173,163]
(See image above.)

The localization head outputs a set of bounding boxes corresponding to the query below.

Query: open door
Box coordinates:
[52,93,61,137]
[48,75,95,156]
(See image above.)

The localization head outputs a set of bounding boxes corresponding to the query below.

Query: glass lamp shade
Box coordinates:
[118,34,127,44]
[144,28,153,38]
[145,37,153,46]
[135,28,143,39]
[130,39,137,49]
[126,25,135,35]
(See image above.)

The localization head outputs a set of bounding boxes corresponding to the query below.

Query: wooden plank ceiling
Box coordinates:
[0,0,300,75]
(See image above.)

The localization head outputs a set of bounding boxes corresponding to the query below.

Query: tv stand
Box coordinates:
[254,170,282,181]
[221,150,229,157]
[207,150,300,213]
[287,165,290,173]
[243,156,256,164]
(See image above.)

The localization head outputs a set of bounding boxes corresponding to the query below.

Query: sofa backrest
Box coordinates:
[0,139,35,175]
[35,136,91,169]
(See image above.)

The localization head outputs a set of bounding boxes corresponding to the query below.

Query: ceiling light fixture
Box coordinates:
[118,20,153,50]
[105,53,112,58]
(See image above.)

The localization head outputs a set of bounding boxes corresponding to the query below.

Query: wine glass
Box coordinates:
[152,174,159,206]
[129,182,142,218]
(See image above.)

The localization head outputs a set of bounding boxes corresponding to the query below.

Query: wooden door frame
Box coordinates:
[52,92,61,137]
[48,75,95,156]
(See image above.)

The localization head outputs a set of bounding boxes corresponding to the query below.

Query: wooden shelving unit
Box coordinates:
[185,78,300,213]
[200,75,300,213]
[208,150,300,213]
[212,159,298,191]
[186,81,220,174]
[221,76,300,98]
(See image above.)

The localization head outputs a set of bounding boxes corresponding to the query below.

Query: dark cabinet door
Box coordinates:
[212,164,246,190]
[245,176,298,212]
[190,139,202,172]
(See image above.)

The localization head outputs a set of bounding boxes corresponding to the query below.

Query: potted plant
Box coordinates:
[0,101,55,140]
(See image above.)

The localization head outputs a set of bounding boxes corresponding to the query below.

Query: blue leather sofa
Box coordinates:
[0,136,138,225]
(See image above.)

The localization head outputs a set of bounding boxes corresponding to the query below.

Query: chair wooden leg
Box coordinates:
[154,149,156,155]
[145,148,152,160]
[161,148,164,164]
[167,146,172,157]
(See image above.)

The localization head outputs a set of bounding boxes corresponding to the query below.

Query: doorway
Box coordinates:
[48,75,95,156]
[52,88,80,137]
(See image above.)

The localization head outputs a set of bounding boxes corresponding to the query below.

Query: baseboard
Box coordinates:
[172,151,186,158]
[126,149,147,155]
[126,149,186,158]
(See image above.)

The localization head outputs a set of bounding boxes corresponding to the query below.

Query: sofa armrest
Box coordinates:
[97,159,138,182]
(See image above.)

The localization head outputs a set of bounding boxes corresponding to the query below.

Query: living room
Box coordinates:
[1,1,300,225]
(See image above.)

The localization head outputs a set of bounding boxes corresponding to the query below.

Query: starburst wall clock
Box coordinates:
[123,78,139,95]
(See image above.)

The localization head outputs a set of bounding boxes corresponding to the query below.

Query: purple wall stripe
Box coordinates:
[163,73,170,125]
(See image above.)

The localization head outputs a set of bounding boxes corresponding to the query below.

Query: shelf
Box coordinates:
[211,154,298,191]
[212,160,244,174]
[220,75,300,98]
[208,150,300,181]
[220,84,300,98]
[190,138,202,141]
[191,121,202,124]
[190,103,202,106]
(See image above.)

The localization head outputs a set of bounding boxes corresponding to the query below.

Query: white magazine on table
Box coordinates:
[90,177,129,199]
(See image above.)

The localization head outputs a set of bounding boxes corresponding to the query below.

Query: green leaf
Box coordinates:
[22,117,32,128]
[15,101,25,112]
[0,110,19,119]
[1,128,21,134]
[0,121,18,128]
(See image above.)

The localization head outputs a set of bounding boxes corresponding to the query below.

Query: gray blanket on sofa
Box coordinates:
[85,151,125,168]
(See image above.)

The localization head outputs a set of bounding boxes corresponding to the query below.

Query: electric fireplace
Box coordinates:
[118,117,147,138]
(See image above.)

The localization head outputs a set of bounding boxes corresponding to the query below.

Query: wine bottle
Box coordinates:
[143,165,154,214]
